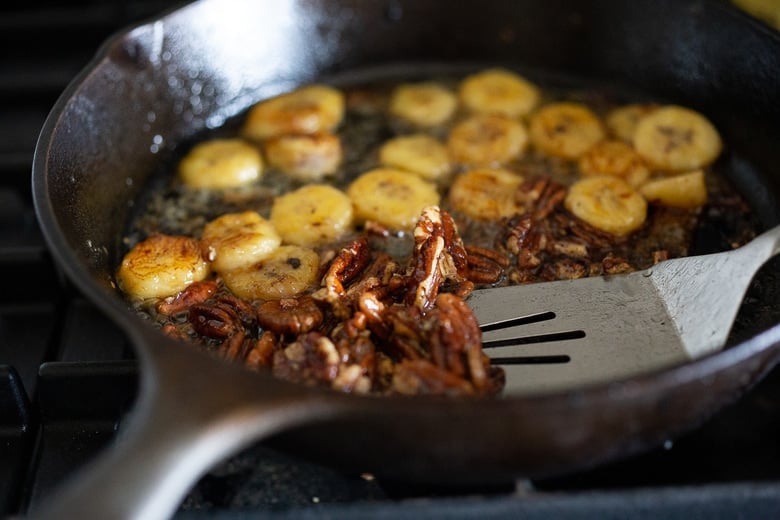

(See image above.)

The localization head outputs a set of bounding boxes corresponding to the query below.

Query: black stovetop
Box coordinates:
[2,1,779,518]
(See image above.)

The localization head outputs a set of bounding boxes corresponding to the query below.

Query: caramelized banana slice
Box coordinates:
[633,105,723,171]
[529,102,605,160]
[564,176,647,236]
[241,84,345,141]
[389,81,458,127]
[222,245,320,301]
[270,184,354,246]
[117,234,210,300]
[378,134,451,181]
[447,168,524,220]
[447,114,528,166]
[264,132,342,181]
[347,168,440,231]
[639,170,708,208]
[605,103,659,142]
[201,211,281,273]
[178,138,263,189]
[458,68,540,118]
[578,140,650,187]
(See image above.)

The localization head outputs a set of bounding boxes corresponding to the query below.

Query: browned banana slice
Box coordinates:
[201,211,281,273]
[389,81,458,127]
[347,168,440,231]
[178,138,263,189]
[447,114,528,166]
[222,245,320,301]
[378,134,451,181]
[117,234,211,300]
[241,84,345,141]
[605,103,659,142]
[633,105,723,171]
[458,68,540,118]
[564,176,647,236]
[446,168,524,220]
[578,140,650,187]
[270,184,354,246]
[529,102,605,160]
[639,170,708,208]
[264,133,342,181]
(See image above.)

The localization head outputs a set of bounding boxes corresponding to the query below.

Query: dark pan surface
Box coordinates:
[32,0,780,511]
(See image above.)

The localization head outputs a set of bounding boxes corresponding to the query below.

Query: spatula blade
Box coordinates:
[468,271,687,395]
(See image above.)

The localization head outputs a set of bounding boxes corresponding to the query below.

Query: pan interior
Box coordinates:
[118,61,769,397]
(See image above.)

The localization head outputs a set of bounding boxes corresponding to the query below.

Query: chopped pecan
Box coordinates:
[405,207,468,311]
[391,359,475,396]
[515,176,567,220]
[505,214,547,269]
[216,294,258,329]
[187,293,258,341]
[330,312,376,369]
[220,329,253,361]
[602,252,634,274]
[357,291,390,338]
[381,304,428,361]
[245,331,280,369]
[156,280,218,316]
[465,245,509,285]
[315,237,372,317]
[441,279,476,299]
[188,303,240,339]
[652,249,670,264]
[272,332,340,385]
[563,212,616,249]
[540,258,588,281]
[257,296,323,336]
[332,364,372,393]
[550,237,589,258]
[428,293,490,391]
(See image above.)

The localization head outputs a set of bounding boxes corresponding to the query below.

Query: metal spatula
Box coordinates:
[467,224,780,395]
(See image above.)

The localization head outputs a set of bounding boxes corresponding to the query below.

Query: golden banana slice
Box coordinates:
[564,176,647,236]
[639,170,708,208]
[178,138,263,189]
[633,105,723,171]
[117,234,210,300]
[605,103,658,142]
[264,132,342,181]
[529,102,606,160]
[270,184,354,246]
[222,245,320,301]
[347,168,440,231]
[388,81,458,127]
[241,84,345,141]
[446,168,524,220]
[378,134,451,181]
[447,114,528,166]
[578,140,650,187]
[201,211,282,273]
[458,68,540,118]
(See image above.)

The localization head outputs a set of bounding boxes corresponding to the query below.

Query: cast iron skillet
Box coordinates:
[31,0,780,518]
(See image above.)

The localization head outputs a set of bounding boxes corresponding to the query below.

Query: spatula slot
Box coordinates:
[490,355,571,365]
[483,330,586,349]
[479,311,556,332]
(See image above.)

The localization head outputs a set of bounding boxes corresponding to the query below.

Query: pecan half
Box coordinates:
[257,296,323,336]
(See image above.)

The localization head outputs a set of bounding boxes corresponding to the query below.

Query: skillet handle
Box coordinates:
[28,337,340,520]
